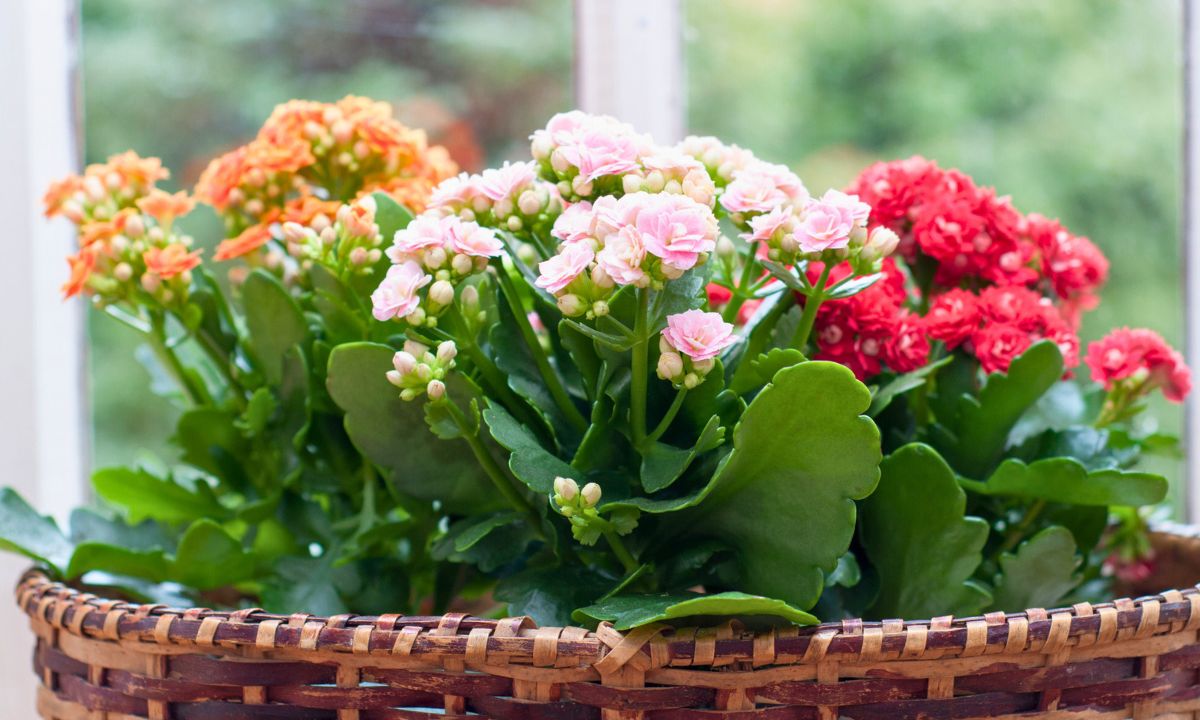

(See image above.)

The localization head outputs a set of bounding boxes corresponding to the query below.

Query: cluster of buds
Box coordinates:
[196,96,456,263]
[280,196,384,275]
[372,214,503,327]
[656,310,736,388]
[386,340,457,402]
[530,111,654,202]
[676,135,758,187]
[536,192,719,317]
[741,189,893,268]
[620,149,717,208]
[430,162,565,237]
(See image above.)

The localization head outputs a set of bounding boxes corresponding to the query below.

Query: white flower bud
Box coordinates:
[148,226,165,242]
[591,265,614,289]
[571,176,593,197]
[386,370,403,387]
[517,190,542,216]
[848,224,868,248]
[644,171,666,193]
[349,246,369,266]
[506,215,523,232]
[716,236,736,259]
[140,273,161,293]
[451,254,474,275]
[437,341,458,364]
[180,270,193,285]
[405,307,427,326]
[124,214,145,238]
[557,293,584,316]
[663,179,682,195]
[865,226,900,260]
[400,388,420,402]
[368,248,382,264]
[517,243,538,265]
[320,227,337,247]
[683,372,701,389]
[581,482,602,508]
[460,284,480,310]
[113,263,133,282]
[592,300,610,317]
[622,174,644,195]
[426,379,446,400]
[531,134,554,160]
[657,351,684,380]
[692,358,715,375]
[550,149,571,174]
[424,246,447,269]
[415,363,433,382]
[393,351,417,375]
[429,279,455,306]
[554,476,579,501]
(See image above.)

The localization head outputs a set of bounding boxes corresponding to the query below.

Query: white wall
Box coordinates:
[0,0,88,711]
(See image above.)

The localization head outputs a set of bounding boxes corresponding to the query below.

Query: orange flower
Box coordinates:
[246,134,315,175]
[43,176,83,218]
[143,243,202,279]
[61,247,96,298]
[79,219,120,248]
[136,190,195,225]
[98,151,169,187]
[283,195,341,226]
[215,224,273,261]
[195,146,250,210]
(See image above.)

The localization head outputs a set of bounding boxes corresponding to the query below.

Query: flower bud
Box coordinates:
[349,246,369,266]
[622,174,644,195]
[516,243,538,265]
[113,262,133,282]
[693,358,715,375]
[517,190,542,216]
[550,149,571,174]
[715,236,736,259]
[400,388,420,402]
[426,379,446,400]
[581,482,602,508]
[424,246,447,269]
[460,284,480,311]
[124,214,145,238]
[592,300,610,317]
[141,273,161,293]
[415,363,433,382]
[403,339,428,357]
[405,307,427,326]
[532,135,554,160]
[368,248,382,264]
[554,476,579,501]
[451,254,474,275]
[571,175,593,197]
[393,351,417,375]
[864,226,900,261]
[429,279,455,306]
[437,341,458,364]
[591,265,614,290]
[657,351,684,380]
[848,224,868,248]
[557,293,584,316]
[683,372,701,389]
[644,171,666,193]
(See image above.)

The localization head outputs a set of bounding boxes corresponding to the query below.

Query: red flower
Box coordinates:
[972,324,1033,375]
[1085,328,1192,403]
[923,289,980,350]
[884,311,930,373]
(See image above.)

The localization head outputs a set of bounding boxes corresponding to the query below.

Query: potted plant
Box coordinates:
[10,99,1200,719]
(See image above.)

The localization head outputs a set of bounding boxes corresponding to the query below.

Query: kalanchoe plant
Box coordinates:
[0,103,1190,631]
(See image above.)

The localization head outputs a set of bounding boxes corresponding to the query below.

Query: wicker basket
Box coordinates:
[16,526,1200,720]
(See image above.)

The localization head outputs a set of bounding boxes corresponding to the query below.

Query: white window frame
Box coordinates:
[1186,0,1200,522]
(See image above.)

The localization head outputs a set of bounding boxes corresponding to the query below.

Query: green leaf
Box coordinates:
[236,388,276,437]
[688,361,881,609]
[66,543,168,583]
[825,272,883,300]
[990,526,1080,612]
[729,348,806,396]
[495,566,616,627]
[759,260,806,292]
[453,511,524,551]
[173,408,248,490]
[0,488,74,574]
[861,444,991,619]
[482,403,575,494]
[92,468,226,525]
[242,270,308,385]
[959,458,1167,507]
[263,554,350,616]
[574,591,817,630]
[326,342,496,513]
[937,341,1064,478]
[432,513,536,572]
[69,508,172,551]
[370,191,415,238]
[169,519,254,590]
[640,416,724,493]
[1008,381,1090,447]
[868,355,953,417]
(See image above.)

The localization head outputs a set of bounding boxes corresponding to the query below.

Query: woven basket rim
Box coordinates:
[16,522,1200,670]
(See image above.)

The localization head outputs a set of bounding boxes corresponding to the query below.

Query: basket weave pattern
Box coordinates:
[16,531,1200,720]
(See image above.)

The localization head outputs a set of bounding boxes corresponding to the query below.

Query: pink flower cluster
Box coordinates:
[531,112,654,198]
[811,260,930,381]
[372,214,504,325]
[657,310,735,388]
[848,157,1109,321]
[676,135,758,186]
[429,161,561,233]
[535,192,718,313]
[924,286,1080,374]
[719,161,809,218]
[1085,328,1191,403]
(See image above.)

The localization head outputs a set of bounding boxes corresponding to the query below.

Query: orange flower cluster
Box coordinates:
[44,153,200,301]
[196,96,457,262]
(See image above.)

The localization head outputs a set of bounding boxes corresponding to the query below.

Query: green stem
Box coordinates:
[601,525,638,574]
[495,266,588,433]
[148,311,211,406]
[643,388,688,447]
[791,264,833,351]
[445,400,543,534]
[722,244,761,323]
[630,288,651,446]
[461,341,549,441]
[1000,499,1046,554]
[357,464,377,536]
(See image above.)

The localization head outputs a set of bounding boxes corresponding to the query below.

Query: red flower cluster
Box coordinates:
[1085,328,1191,403]
[848,158,1108,322]
[925,286,1079,374]
[810,260,930,380]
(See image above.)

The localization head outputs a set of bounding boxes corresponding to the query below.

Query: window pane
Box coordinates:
[81,0,572,468]
[686,0,1185,502]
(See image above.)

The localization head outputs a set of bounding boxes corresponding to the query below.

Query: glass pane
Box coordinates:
[81,0,572,468]
[687,0,1186,505]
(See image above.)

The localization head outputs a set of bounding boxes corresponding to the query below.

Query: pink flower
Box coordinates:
[745,206,793,243]
[720,162,808,214]
[596,226,648,285]
[662,309,736,361]
[387,214,448,262]
[445,218,504,257]
[430,172,484,209]
[559,128,643,182]
[633,193,718,272]
[552,201,595,245]
[478,161,537,202]
[535,241,594,294]
[794,190,868,253]
[371,261,431,321]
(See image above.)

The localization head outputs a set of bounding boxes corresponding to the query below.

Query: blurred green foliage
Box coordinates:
[687,0,1185,505]
[82,0,572,468]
